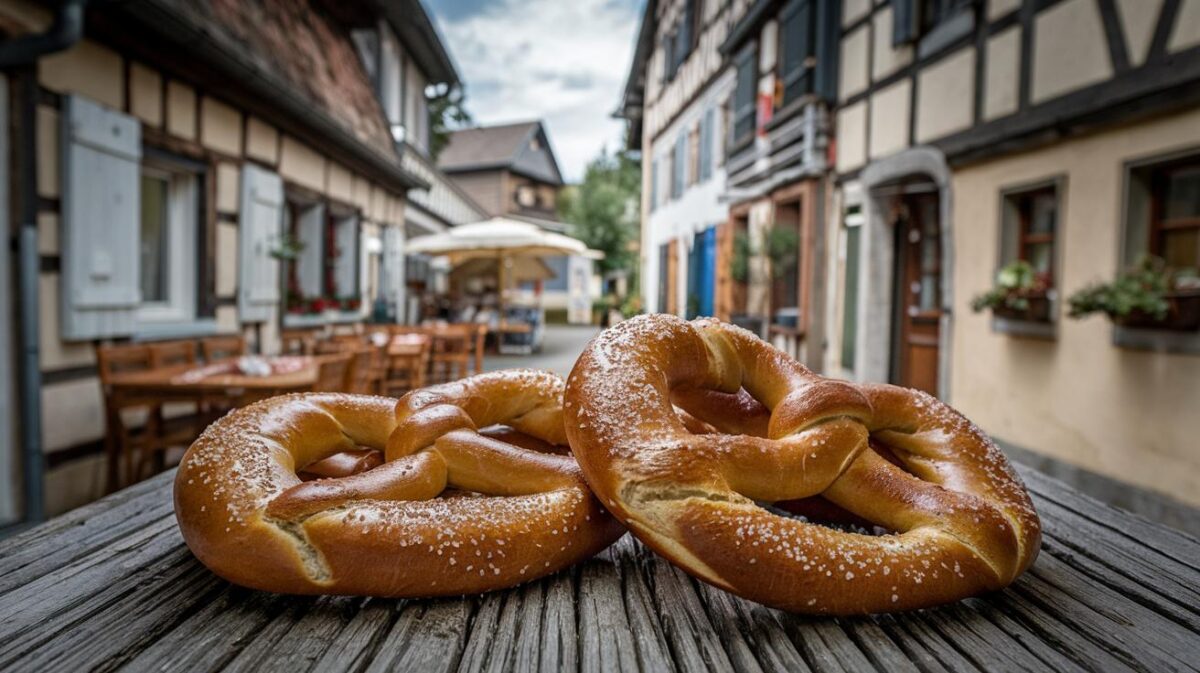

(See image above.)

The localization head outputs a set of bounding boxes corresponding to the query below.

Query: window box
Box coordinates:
[1110,290,1200,331]
[990,294,1054,323]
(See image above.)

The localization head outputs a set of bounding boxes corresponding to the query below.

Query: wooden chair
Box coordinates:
[381,337,430,397]
[147,340,199,368]
[143,340,207,479]
[96,344,158,492]
[281,329,318,355]
[429,326,473,384]
[346,348,383,394]
[200,335,246,362]
[311,354,354,393]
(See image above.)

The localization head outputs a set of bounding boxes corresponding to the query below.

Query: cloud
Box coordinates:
[428,0,643,182]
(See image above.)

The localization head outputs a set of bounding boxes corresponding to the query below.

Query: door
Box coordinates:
[890,192,941,396]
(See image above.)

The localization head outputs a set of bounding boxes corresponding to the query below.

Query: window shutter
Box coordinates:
[333,214,360,298]
[892,0,918,45]
[60,95,141,341]
[238,163,283,322]
[700,108,714,181]
[732,45,758,143]
[382,224,405,303]
[650,158,659,211]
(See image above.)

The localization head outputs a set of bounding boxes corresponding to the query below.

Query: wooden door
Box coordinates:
[891,192,941,396]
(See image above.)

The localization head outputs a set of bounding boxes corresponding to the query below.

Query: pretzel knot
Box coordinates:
[174,370,623,596]
[564,314,1041,615]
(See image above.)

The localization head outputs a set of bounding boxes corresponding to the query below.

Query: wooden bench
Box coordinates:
[0,465,1196,671]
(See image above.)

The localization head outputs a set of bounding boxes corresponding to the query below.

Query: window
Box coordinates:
[663,31,678,82]
[516,184,537,208]
[687,124,700,187]
[673,134,687,198]
[777,0,815,109]
[380,27,405,142]
[328,212,361,301]
[893,0,973,45]
[284,199,361,313]
[731,44,758,147]
[1151,159,1200,269]
[136,161,199,324]
[652,157,662,209]
[699,107,714,182]
[1002,185,1059,283]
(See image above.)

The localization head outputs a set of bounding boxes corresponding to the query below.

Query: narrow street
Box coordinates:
[483,324,600,378]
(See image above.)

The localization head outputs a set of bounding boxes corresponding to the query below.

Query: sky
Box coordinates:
[426,0,644,183]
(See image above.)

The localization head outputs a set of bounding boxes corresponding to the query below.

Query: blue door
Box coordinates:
[700,227,716,316]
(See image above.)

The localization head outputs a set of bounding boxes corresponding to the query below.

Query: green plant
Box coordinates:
[730,231,752,283]
[970,260,1051,313]
[269,234,306,261]
[730,225,799,283]
[619,295,644,319]
[1067,255,1196,321]
[765,226,799,278]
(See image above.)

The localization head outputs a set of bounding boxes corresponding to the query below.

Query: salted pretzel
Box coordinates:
[175,370,623,596]
[564,314,1040,615]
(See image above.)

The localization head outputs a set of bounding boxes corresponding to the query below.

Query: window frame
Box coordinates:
[1007,183,1060,287]
[135,158,200,326]
[1149,157,1200,269]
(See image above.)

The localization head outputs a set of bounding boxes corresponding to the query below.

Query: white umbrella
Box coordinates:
[406,217,602,314]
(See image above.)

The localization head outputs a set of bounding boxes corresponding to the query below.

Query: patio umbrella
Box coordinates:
[449,255,557,283]
[406,217,602,314]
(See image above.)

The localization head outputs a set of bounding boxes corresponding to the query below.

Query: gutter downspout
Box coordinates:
[0,0,88,525]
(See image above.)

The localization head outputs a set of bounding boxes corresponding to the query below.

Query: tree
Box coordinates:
[558,147,641,278]
[427,84,472,161]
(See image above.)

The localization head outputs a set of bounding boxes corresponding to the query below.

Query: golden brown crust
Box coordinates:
[174,369,624,596]
[564,314,1041,615]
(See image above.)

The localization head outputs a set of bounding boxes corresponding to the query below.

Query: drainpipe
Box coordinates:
[0,0,87,525]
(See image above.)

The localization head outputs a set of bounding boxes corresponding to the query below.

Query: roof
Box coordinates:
[380,0,460,87]
[614,0,657,149]
[437,121,564,185]
[99,0,426,191]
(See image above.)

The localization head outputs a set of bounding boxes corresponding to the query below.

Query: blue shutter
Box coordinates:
[892,0,918,45]
[60,95,142,340]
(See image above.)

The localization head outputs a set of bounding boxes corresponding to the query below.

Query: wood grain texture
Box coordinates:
[0,467,1197,672]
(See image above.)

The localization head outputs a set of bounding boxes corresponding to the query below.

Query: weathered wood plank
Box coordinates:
[0,470,173,559]
[0,465,1196,673]
[0,515,183,642]
[118,587,300,672]
[1019,466,1200,571]
[364,599,475,673]
[577,550,641,673]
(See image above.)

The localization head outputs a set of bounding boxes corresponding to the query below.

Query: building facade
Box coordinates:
[825,0,1200,512]
[620,0,840,367]
[0,0,462,524]
[439,121,596,323]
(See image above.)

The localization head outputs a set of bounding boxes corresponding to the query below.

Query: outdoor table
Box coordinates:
[0,465,1196,671]
[107,356,323,400]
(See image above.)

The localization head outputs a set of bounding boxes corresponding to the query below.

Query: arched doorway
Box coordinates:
[856,147,954,399]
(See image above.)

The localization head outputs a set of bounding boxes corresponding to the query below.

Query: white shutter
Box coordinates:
[334,214,359,297]
[239,164,283,321]
[382,225,402,300]
[295,202,325,298]
[60,95,141,340]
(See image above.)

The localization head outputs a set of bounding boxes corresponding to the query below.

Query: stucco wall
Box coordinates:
[951,107,1200,507]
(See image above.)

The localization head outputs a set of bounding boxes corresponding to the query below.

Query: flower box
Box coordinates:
[1111,290,1200,331]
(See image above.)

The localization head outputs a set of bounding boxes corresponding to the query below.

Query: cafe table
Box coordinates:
[106,356,324,400]
[0,465,1196,671]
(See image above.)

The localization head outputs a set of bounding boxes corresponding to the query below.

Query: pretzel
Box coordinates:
[174,370,623,596]
[564,314,1041,614]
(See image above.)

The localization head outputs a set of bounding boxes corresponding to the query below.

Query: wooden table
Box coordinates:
[0,465,1197,671]
[107,356,322,399]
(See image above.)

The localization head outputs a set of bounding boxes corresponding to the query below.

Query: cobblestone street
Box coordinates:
[482,324,601,378]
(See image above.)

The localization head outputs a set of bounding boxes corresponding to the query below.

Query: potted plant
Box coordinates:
[269,234,306,261]
[1067,255,1200,331]
[970,260,1055,322]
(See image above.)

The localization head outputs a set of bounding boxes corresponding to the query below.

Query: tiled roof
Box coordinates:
[438,121,564,185]
[207,0,392,150]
